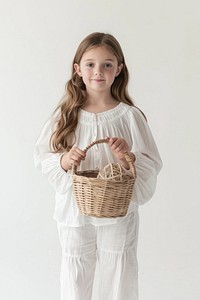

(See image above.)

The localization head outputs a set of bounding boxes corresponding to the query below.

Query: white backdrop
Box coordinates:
[0,0,199,299]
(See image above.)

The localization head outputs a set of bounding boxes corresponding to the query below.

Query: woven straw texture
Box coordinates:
[72,139,136,218]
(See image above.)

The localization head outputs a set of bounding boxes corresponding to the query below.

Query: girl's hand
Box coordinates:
[60,147,86,171]
[108,137,129,160]
[107,137,135,169]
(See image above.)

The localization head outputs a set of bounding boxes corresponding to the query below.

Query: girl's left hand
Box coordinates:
[107,137,129,160]
[106,137,135,169]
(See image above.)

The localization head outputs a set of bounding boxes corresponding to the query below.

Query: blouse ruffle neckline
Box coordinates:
[79,102,129,124]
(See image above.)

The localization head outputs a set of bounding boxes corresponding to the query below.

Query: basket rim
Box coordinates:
[72,172,135,184]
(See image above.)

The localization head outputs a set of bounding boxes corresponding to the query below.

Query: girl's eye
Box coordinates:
[104,63,112,68]
[86,63,94,68]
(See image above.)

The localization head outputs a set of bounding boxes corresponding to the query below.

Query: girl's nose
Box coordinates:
[94,67,103,76]
[94,71,102,76]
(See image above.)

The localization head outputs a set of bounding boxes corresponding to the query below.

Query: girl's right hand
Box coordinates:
[60,147,86,171]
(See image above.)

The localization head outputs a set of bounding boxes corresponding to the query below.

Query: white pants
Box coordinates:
[57,211,139,300]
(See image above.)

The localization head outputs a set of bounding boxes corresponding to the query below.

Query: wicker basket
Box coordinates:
[72,139,136,218]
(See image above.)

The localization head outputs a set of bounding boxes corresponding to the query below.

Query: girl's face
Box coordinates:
[74,46,123,94]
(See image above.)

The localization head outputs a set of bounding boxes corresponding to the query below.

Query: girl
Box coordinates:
[34,32,162,300]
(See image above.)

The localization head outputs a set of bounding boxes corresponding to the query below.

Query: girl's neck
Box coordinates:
[82,94,119,114]
[81,90,119,114]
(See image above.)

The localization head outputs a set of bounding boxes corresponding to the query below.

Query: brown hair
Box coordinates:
[51,32,136,152]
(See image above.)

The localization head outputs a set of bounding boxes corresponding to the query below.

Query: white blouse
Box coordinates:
[34,102,162,226]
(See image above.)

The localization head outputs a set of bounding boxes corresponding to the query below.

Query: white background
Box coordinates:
[0,0,199,299]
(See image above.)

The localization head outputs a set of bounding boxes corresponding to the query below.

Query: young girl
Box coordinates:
[34,32,162,300]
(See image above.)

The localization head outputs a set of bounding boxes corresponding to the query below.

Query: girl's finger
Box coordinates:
[111,139,124,150]
[116,144,126,152]
[74,148,86,157]
[109,138,120,149]
[121,144,128,153]
[108,137,118,146]
[71,153,83,163]
[72,148,85,157]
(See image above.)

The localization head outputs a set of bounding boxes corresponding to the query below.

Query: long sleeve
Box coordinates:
[128,108,162,205]
[34,118,70,194]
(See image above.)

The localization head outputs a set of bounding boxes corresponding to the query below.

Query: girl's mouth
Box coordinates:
[91,79,105,83]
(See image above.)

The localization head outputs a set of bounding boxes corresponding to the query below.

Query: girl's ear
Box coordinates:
[74,63,82,76]
[115,63,123,77]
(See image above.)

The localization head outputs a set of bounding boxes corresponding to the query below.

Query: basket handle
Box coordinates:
[72,138,136,178]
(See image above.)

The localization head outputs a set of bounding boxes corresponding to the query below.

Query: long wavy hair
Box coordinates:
[51,32,136,152]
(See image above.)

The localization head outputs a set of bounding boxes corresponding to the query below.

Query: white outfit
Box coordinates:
[34,102,162,300]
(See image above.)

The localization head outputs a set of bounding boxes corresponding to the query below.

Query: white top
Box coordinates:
[34,102,162,226]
